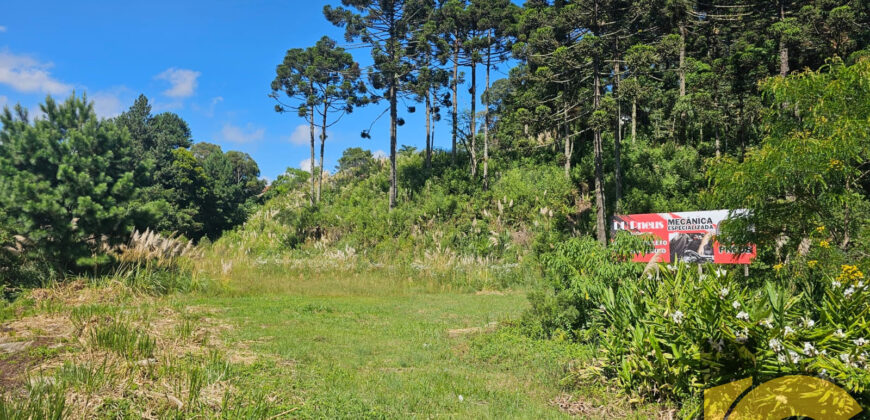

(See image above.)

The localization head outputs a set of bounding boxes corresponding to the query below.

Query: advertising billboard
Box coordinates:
[612,210,756,264]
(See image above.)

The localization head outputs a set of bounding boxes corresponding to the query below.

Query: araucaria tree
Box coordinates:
[271,36,367,205]
[325,0,428,209]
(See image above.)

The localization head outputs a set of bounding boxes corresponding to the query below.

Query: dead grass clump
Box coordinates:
[551,393,677,419]
[1,283,266,418]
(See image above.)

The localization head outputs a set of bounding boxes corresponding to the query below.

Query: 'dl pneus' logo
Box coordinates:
[704,376,862,419]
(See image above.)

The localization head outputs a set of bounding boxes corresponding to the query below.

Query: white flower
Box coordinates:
[784,326,795,336]
[789,350,801,364]
[802,318,815,328]
[736,329,749,343]
[854,337,868,347]
[719,287,730,299]
[732,301,742,310]
[769,338,783,352]
[803,342,818,356]
[647,273,653,280]
[858,280,865,288]
[845,287,856,298]
[777,353,788,363]
[700,274,708,281]
[737,311,750,321]
[667,264,677,272]
[841,353,853,365]
[715,268,728,278]
[819,369,829,379]
[820,349,828,356]
[832,281,842,288]
[671,310,685,325]
[835,329,846,338]
[760,319,774,329]
[458,395,464,402]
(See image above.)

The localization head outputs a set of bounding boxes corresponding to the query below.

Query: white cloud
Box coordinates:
[29,105,45,121]
[0,26,7,33]
[207,96,222,116]
[221,123,265,144]
[89,90,125,119]
[287,124,321,146]
[155,67,200,98]
[0,50,73,95]
[299,158,313,172]
[0,95,7,108]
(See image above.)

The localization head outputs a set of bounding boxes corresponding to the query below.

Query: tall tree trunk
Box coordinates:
[425,88,432,171]
[631,99,637,144]
[593,1,607,245]
[389,79,398,209]
[483,31,491,190]
[715,126,721,158]
[679,22,687,97]
[779,0,789,77]
[308,107,316,207]
[564,108,571,179]
[452,39,460,163]
[469,55,477,178]
[613,56,622,210]
[317,106,327,203]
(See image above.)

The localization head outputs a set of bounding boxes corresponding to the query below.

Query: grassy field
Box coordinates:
[0,261,668,418]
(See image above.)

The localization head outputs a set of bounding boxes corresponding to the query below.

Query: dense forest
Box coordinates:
[1,0,870,417]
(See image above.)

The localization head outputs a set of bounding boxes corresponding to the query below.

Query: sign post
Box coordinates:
[612,210,756,265]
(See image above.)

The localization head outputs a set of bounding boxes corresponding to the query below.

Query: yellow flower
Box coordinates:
[773,263,784,271]
[829,159,843,170]
[836,265,865,284]
[819,240,830,248]
[815,226,826,234]
[807,260,818,268]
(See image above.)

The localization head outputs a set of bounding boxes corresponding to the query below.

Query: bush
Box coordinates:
[544,259,870,415]
[522,232,648,339]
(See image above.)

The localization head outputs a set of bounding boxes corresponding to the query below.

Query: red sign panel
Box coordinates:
[612,210,756,264]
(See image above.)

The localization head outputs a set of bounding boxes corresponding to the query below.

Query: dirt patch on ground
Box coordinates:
[447,322,499,338]
[0,336,58,390]
[551,393,677,419]
[474,290,506,296]
[2,313,74,340]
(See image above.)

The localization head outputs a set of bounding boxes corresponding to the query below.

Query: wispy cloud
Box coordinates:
[0,50,73,95]
[299,158,313,172]
[206,96,223,116]
[287,124,321,146]
[89,89,127,119]
[221,123,265,144]
[155,67,200,98]
[0,95,7,108]
[0,26,7,33]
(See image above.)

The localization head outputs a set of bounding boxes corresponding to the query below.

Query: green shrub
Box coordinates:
[523,232,648,338]
[585,262,870,415]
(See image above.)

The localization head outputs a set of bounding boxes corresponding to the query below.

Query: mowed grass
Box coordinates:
[178,262,582,418]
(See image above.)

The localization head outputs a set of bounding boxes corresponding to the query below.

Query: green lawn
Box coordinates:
[178,276,577,418]
[2,265,664,418]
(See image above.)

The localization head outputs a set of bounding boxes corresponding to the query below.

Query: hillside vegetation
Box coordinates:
[1,0,869,418]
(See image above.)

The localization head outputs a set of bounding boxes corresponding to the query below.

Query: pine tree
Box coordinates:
[0,95,140,271]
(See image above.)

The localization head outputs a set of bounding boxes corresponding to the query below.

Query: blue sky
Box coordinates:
[0,1,517,180]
